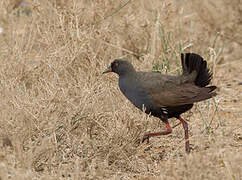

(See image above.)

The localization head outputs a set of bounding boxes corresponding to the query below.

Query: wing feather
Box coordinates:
[136,72,213,107]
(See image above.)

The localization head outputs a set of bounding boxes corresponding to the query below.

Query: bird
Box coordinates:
[103,53,217,153]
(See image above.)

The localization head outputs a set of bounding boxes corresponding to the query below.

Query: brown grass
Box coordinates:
[0,0,241,179]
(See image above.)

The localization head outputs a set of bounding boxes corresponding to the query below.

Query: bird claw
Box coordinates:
[142,134,150,143]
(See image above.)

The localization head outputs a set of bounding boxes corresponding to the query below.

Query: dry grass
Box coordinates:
[0,0,241,179]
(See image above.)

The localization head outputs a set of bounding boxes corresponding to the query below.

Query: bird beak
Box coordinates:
[103,66,112,74]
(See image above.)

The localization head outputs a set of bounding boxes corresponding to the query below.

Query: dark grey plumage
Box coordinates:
[103,53,217,153]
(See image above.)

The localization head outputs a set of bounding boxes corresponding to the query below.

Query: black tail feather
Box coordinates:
[181,53,213,87]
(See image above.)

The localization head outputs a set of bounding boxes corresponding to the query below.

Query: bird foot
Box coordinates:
[186,146,190,153]
[142,134,150,143]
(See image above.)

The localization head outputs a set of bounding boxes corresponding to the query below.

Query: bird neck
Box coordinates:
[118,67,136,77]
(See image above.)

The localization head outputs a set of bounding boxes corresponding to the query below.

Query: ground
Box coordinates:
[0,0,241,179]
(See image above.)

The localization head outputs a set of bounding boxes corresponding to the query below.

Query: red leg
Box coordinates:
[178,116,190,153]
[142,123,172,143]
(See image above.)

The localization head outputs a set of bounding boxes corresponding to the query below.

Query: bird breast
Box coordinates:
[118,77,156,113]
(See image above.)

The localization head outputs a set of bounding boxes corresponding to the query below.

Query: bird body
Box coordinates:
[103,53,217,153]
[119,72,158,116]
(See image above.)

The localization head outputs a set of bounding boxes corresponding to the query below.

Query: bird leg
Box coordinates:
[177,116,190,153]
[142,123,172,143]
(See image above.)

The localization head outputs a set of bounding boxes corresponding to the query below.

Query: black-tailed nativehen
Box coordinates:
[103,53,217,153]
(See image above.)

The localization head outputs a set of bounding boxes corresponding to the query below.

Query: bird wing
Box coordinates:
[137,72,213,107]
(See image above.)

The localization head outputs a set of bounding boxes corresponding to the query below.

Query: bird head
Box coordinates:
[103,59,135,76]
